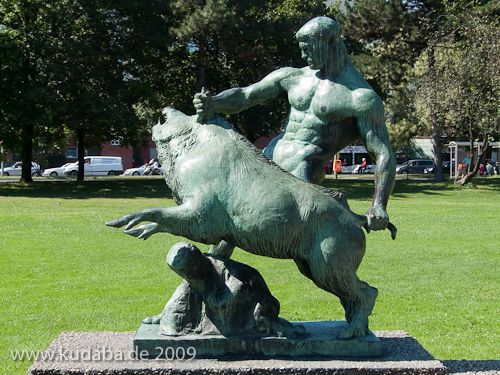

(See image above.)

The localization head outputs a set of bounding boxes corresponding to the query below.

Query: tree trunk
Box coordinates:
[197,35,206,91]
[458,133,488,186]
[20,124,34,183]
[77,128,85,182]
[427,44,444,182]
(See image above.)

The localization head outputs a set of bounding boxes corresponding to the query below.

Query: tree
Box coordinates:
[167,0,338,141]
[1,0,175,181]
[0,0,56,181]
[337,0,448,180]
[48,1,179,181]
[415,9,500,185]
[2,0,339,181]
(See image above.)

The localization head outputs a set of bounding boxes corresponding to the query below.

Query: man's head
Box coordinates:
[296,17,341,70]
[296,17,340,44]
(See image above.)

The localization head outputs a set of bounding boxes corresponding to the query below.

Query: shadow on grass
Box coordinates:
[0,178,173,199]
[323,177,500,201]
[1,177,499,200]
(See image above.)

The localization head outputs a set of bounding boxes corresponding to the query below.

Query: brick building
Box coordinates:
[64,139,158,171]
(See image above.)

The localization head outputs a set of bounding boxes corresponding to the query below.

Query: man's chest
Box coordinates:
[287,77,354,121]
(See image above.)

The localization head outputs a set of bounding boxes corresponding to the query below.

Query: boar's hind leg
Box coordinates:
[339,277,378,339]
[305,252,377,340]
[334,274,377,340]
[208,240,235,258]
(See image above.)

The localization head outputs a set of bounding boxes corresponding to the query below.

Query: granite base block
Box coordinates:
[134,321,381,359]
[27,327,446,375]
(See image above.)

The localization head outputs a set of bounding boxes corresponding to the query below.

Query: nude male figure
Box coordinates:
[194,16,396,232]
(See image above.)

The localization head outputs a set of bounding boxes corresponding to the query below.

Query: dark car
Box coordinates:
[396,159,434,174]
[424,161,455,175]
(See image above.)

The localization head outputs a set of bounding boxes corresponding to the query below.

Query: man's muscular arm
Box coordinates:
[193,68,297,120]
[354,89,396,231]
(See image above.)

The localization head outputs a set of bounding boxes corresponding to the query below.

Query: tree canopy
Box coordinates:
[414,5,500,184]
[338,0,500,184]
[1,0,337,182]
[1,0,175,180]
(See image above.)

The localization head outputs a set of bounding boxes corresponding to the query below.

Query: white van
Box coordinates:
[63,157,123,176]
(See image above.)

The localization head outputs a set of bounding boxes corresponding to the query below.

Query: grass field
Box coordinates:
[1,176,499,374]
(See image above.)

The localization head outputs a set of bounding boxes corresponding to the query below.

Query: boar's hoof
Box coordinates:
[142,314,162,324]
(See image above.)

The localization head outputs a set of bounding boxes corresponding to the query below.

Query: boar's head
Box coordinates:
[152,107,194,145]
[152,107,199,181]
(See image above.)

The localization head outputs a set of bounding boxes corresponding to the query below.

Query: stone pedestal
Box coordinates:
[27,327,446,375]
[135,321,380,359]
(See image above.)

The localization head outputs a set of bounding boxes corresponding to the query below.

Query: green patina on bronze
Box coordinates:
[107,108,378,340]
[106,17,397,353]
[143,241,306,338]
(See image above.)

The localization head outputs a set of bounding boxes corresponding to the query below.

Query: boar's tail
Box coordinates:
[358,214,397,240]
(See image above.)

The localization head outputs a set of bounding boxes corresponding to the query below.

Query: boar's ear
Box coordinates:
[162,107,188,121]
[153,107,192,142]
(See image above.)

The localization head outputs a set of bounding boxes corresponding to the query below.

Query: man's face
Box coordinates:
[299,40,327,70]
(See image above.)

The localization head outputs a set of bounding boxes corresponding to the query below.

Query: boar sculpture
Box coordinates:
[107,107,387,340]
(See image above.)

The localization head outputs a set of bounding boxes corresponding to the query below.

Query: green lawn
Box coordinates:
[1,177,499,373]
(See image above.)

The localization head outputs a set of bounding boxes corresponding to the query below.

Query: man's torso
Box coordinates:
[274,68,363,163]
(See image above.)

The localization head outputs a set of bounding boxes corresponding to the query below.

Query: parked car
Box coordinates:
[123,163,163,176]
[42,163,75,178]
[396,159,434,174]
[424,161,455,175]
[2,161,41,176]
[123,164,147,176]
[63,156,123,176]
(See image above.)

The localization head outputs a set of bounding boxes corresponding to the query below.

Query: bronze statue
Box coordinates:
[107,108,382,339]
[146,241,305,338]
[107,17,398,347]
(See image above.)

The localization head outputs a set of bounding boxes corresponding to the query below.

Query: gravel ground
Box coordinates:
[442,360,500,375]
